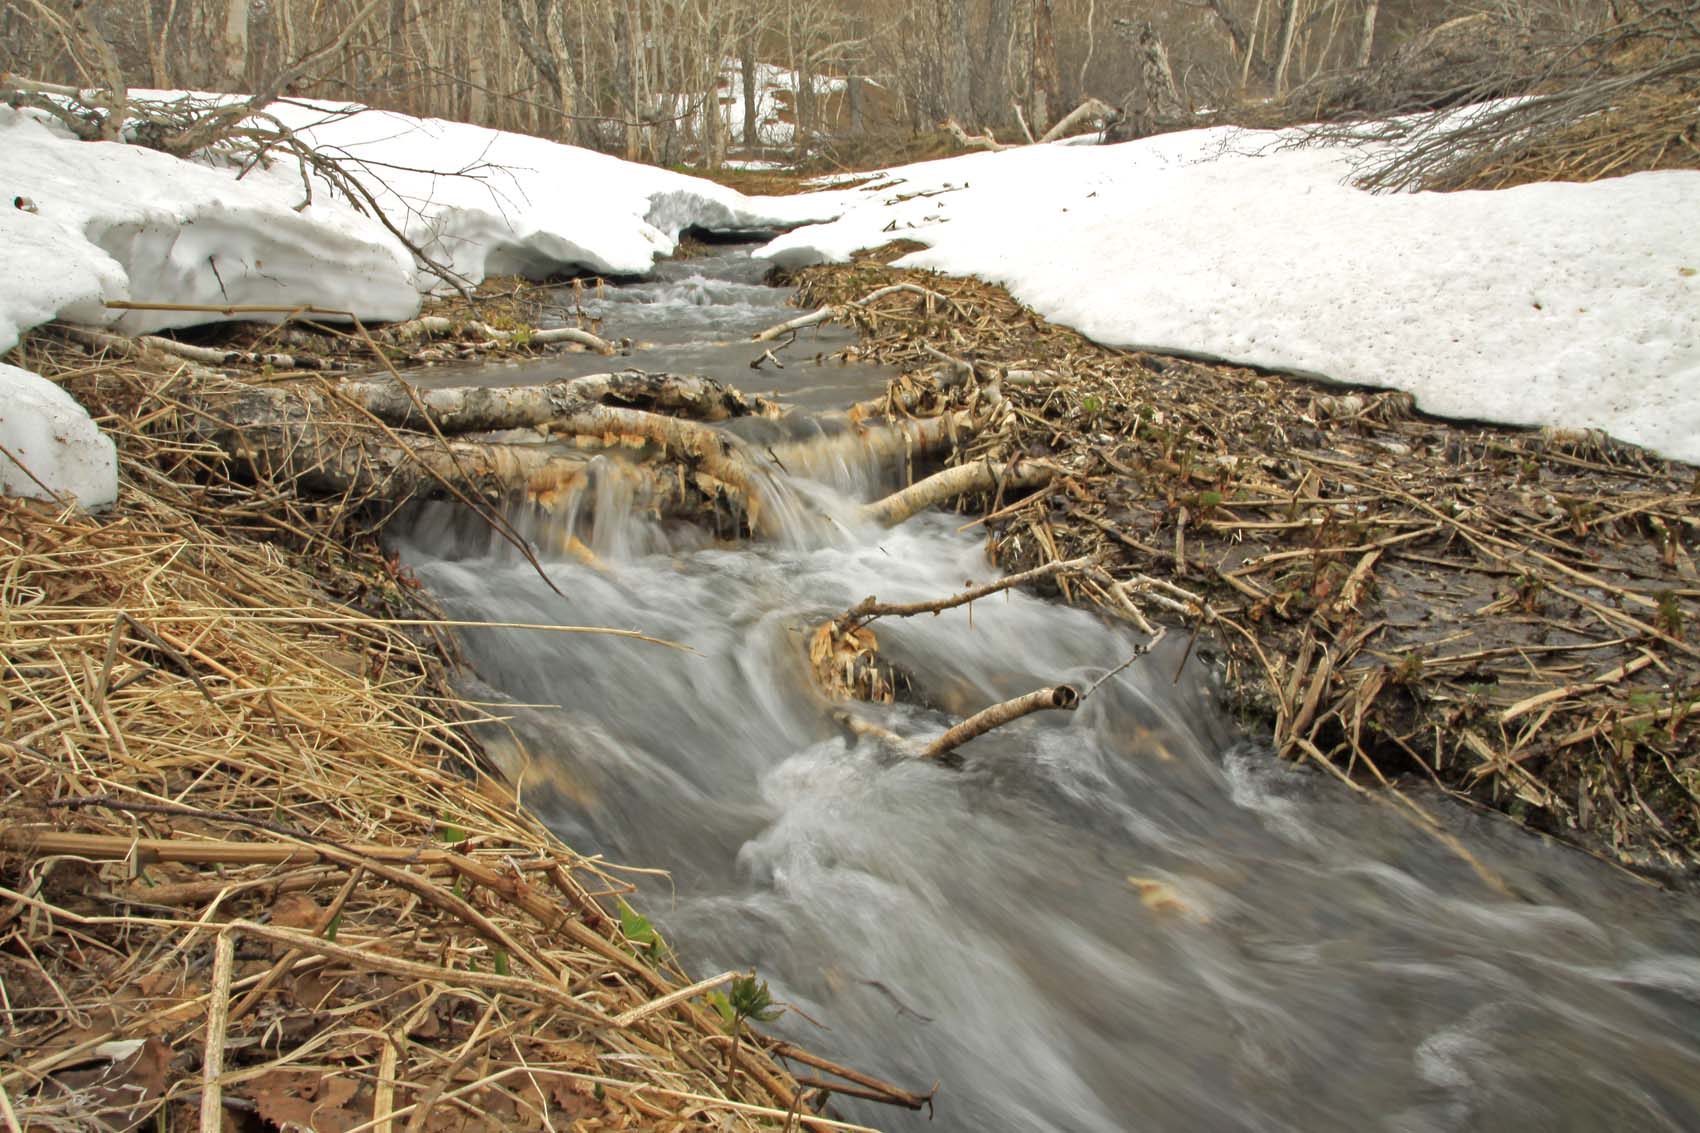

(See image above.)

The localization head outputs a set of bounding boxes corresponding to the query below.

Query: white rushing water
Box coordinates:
[389,253,1700,1132]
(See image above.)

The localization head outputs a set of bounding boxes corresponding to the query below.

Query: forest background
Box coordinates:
[6,0,1623,170]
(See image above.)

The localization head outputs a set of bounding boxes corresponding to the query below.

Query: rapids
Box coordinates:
[389,250,1700,1132]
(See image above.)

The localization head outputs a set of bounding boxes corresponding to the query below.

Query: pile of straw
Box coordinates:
[791,249,1699,875]
[1,333,914,1131]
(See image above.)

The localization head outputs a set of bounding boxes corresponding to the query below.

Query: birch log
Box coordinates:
[920,685,1080,760]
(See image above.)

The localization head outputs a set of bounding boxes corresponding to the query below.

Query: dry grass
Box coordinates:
[792,252,1700,876]
[1419,81,1700,190]
[0,332,917,1132]
[1299,4,1700,192]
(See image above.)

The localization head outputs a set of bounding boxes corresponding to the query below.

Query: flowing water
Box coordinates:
[411,243,900,414]
[390,251,1700,1132]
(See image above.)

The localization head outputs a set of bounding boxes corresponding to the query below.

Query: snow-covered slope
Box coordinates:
[265,99,839,285]
[758,127,1700,464]
[0,95,829,506]
[2,106,420,338]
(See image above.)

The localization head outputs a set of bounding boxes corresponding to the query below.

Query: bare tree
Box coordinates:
[1357,0,1381,67]
[942,0,972,124]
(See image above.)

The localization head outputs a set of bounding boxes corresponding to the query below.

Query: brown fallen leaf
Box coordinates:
[44,1036,172,1132]
[270,890,323,929]
[1127,875,1209,922]
[250,1068,366,1133]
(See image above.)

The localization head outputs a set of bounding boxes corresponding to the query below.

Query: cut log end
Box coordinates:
[919,684,1081,762]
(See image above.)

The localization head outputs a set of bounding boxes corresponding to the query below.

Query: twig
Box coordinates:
[1085,626,1169,699]
[920,685,1080,760]
[199,930,236,1133]
[843,555,1094,624]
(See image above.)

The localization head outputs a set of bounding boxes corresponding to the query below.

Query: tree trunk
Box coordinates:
[1138,20,1184,126]
[1272,0,1302,95]
[846,13,869,135]
[1356,0,1380,68]
[794,45,814,162]
[941,0,972,126]
[615,3,642,160]
[1105,19,1181,142]
[975,0,1015,131]
[741,32,759,149]
[144,0,174,89]
[221,0,251,92]
[1030,0,1057,135]
[543,1,580,142]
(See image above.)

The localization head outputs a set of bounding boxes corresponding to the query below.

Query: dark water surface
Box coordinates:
[409,246,899,414]
[391,253,1700,1133]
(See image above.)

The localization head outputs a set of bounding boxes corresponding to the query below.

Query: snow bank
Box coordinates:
[6,90,1695,491]
[2,106,420,339]
[266,100,835,285]
[2,94,829,353]
[0,204,122,352]
[760,128,1700,465]
[0,363,117,508]
[0,95,828,506]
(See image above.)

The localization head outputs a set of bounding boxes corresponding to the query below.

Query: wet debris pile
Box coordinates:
[790,252,1699,873]
[0,332,926,1131]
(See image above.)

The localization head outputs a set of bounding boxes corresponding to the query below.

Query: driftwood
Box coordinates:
[939,98,1118,149]
[337,372,781,431]
[942,117,1013,152]
[920,685,1080,761]
[192,379,638,507]
[384,315,616,355]
[812,556,1106,761]
[137,334,344,371]
[196,371,985,538]
[843,555,1094,623]
[860,458,1052,527]
[1039,98,1120,143]
[751,284,953,344]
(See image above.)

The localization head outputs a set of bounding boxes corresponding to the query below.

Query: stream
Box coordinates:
[390,249,1700,1132]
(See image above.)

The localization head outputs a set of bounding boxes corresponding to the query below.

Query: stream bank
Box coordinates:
[0,326,908,1132]
[8,239,1700,1133]
[787,245,1700,876]
[375,248,1700,1132]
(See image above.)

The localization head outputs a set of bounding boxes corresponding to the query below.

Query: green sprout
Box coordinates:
[705,973,784,1079]
[616,899,669,963]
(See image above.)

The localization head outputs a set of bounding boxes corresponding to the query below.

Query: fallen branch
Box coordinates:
[385,315,616,355]
[751,284,954,344]
[1039,98,1119,143]
[138,334,337,370]
[860,458,1053,527]
[765,411,977,485]
[843,555,1095,623]
[337,371,777,431]
[941,117,1013,152]
[188,379,701,513]
[920,685,1080,761]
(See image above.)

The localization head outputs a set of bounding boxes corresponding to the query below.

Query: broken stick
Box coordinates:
[860,458,1053,527]
[920,685,1080,761]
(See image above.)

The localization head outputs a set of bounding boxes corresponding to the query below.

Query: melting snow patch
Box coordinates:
[2,104,420,337]
[759,124,1700,464]
[0,204,123,354]
[0,363,117,509]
